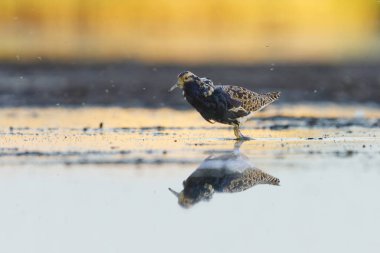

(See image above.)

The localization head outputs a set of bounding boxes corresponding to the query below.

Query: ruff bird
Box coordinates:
[169,141,280,208]
[169,71,280,140]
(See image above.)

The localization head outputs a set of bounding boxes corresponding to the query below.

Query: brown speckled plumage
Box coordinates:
[221,85,280,112]
[224,168,280,193]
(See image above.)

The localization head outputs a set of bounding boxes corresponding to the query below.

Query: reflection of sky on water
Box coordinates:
[0,150,379,253]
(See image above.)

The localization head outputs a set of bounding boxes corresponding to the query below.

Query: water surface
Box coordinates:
[0,104,379,253]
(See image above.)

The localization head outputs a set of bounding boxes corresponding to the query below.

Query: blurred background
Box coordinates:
[0,0,379,107]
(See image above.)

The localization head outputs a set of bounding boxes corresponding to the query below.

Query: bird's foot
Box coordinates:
[235,135,253,141]
[233,126,253,141]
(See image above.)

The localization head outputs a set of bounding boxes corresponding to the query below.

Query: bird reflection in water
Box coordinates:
[169,141,280,208]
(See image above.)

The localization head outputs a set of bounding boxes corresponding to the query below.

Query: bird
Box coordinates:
[169,71,280,140]
[169,141,280,208]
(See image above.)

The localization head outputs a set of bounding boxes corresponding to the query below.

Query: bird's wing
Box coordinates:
[196,77,215,97]
[220,85,280,112]
[224,104,250,121]
[223,168,280,193]
[200,77,214,86]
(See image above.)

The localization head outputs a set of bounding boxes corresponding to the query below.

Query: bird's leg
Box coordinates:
[233,125,240,139]
[233,125,251,140]
[233,140,244,155]
[234,140,244,151]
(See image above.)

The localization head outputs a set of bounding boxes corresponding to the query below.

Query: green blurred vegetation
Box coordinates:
[0,0,379,63]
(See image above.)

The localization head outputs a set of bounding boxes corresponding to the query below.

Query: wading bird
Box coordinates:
[169,71,280,140]
[169,141,280,208]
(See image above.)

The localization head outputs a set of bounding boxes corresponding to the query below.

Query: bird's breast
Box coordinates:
[182,83,246,125]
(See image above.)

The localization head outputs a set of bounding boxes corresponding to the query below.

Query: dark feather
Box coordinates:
[183,82,250,125]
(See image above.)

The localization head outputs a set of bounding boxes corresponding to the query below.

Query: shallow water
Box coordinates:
[0,104,380,253]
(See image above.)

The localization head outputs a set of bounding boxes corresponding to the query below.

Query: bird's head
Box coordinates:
[169,71,198,92]
[168,188,194,208]
[168,184,214,209]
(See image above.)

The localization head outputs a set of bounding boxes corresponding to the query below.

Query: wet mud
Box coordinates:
[1,104,379,166]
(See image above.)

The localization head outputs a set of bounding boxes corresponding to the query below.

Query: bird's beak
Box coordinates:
[168,83,179,92]
[168,188,180,197]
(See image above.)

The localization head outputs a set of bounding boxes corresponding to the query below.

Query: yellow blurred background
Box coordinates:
[0,0,379,63]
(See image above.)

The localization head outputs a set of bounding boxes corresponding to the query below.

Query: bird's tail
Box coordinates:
[253,91,281,112]
[264,91,281,103]
[260,171,280,186]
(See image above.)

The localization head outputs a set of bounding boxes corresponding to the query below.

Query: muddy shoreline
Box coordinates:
[1,105,379,166]
[1,62,379,107]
